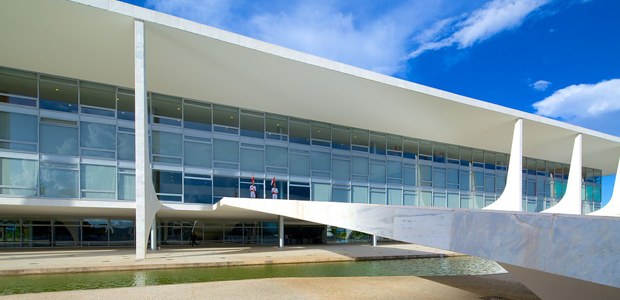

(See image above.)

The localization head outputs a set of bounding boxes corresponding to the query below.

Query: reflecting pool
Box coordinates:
[0,256,505,295]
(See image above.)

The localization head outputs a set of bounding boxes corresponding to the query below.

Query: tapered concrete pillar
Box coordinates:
[372,234,377,247]
[135,20,161,260]
[543,134,583,215]
[484,119,523,211]
[278,215,284,248]
[589,156,620,217]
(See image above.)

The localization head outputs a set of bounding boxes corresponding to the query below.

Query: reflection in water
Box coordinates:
[134,271,147,287]
[0,256,505,295]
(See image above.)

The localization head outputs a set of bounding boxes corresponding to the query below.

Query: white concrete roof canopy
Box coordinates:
[1,0,619,174]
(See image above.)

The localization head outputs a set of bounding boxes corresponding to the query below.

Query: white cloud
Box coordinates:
[533,79,620,119]
[248,4,410,74]
[531,80,552,91]
[408,0,550,58]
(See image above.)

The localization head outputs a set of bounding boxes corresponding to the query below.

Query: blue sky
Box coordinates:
[121,0,619,205]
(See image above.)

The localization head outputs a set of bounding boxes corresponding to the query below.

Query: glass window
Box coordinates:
[433,193,447,207]
[352,186,368,203]
[240,111,264,138]
[213,139,239,163]
[460,170,470,191]
[387,161,402,179]
[0,157,38,196]
[116,89,135,121]
[153,170,182,201]
[370,188,386,204]
[80,164,116,199]
[184,141,212,168]
[404,191,416,206]
[266,114,288,140]
[40,162,78,198]
[447,145,460,164]
[183,100,211,131]
[289,153,310,176]
[369,133,386,155]
[117,132,135,161]
[0,67,37,105]
[80,82,116,117]
[311,182,331,201]
[473,149,484,166]
[474,171,484,190]
[241,147,264,172]
[370,162,386,184]
[419,165,432,186]
[151,94,182,126]
[40,122,78,156]
[420,191,432,206]
[184,176,212,204]
[419,141,432,161]
[118,170,135,200]
[213,105,238,129]
[403,139,418,159]
[332,187,350,203]
[289,182,310,200]
[332,126,350,150]
[403,165,416,186]
[484,152,496,170]
[266,145,287,167]
[311,122,331,144]
[333,159,350,181]
[388,188,402,205]
[485,173,495,193]
[433,167,446,188]
[460,148,472,166]
[387,135,402,155]
[352,156,368,176]
[0,111,37,152]
[289,119,310,145]
[152,131,182,157]
[39,76,79,113]
[351,129,369,152]
[80,121,116,155]
[447,168,459,189]
[311,151,330,172]
[213,176,238,202]
[433,143,446,163]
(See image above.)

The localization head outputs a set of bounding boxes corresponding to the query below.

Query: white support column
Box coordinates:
[589,156,620,217]
[484,119,523,211]
[135,20,161,260]
[371,234,377,247]
[150,220,157,250]
[543,134,583,215]
[278,215,284,248]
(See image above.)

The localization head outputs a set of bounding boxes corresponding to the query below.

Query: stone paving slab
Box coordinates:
[0,243,460,275]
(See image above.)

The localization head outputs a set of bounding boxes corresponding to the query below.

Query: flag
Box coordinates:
[251,175,254,185]
[271,177,276,187]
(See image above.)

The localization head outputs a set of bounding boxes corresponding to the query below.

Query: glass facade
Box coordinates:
[0,64,605,247]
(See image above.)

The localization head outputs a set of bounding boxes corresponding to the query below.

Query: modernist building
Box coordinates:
[0,0,618,252]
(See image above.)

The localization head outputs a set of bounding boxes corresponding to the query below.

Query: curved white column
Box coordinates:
[589,156,620,217]
[542,134,583,215]
[484,119,523,211]
[135,20,161,260]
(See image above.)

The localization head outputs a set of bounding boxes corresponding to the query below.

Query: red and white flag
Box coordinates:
[271,177,276,187]
[251,175,255,185]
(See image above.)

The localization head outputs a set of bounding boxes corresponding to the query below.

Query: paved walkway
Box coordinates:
[0,243,458,275]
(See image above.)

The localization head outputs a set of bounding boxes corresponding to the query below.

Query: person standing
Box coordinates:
[249,175,257,198]
[271,177,279,199]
